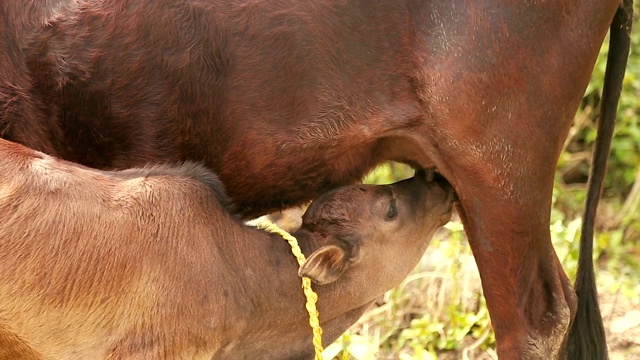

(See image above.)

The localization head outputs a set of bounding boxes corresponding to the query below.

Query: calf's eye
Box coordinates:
[386,199,398,220]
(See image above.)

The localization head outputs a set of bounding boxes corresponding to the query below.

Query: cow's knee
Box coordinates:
[520,248,575,359]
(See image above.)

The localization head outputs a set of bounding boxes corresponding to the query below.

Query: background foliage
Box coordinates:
[323,6,640,359]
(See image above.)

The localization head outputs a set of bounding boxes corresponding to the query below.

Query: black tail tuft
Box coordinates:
[566,1,633,359]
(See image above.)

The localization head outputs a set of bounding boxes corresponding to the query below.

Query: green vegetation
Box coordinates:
[323,10,640,359]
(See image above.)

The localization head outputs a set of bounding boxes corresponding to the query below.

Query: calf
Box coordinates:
[0,138,454,359]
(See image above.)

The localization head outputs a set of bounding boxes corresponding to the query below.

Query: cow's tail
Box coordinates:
[566,1,633,359]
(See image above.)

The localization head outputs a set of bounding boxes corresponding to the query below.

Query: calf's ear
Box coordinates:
[299,245,353,285]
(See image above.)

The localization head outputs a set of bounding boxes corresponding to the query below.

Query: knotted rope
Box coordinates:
[255,219,324,360]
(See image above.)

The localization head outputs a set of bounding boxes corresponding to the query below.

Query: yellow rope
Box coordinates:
[255,219,324,360]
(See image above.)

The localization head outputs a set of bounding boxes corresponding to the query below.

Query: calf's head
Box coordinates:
[296,173,454,290]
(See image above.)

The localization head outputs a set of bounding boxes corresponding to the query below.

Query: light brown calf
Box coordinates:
[0,138,454,359]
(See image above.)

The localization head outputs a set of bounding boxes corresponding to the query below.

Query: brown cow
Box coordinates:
[0,138,454,359]
[0,0,633,358]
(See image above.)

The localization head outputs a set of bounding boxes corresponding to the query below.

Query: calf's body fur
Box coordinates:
[0,138,453,359]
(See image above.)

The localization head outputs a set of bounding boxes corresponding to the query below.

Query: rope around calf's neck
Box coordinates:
[255,219,324,360]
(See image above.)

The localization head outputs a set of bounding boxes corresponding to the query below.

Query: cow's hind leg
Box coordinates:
[428,128,577,358]
[455,188,575,358]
